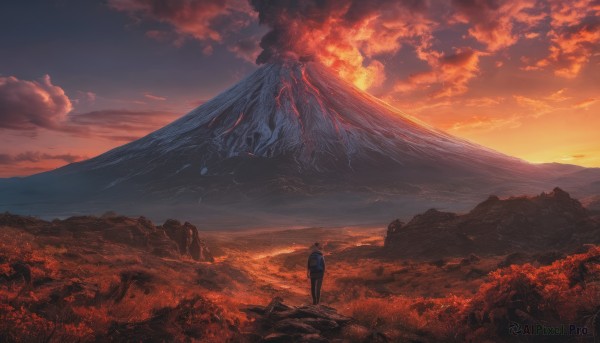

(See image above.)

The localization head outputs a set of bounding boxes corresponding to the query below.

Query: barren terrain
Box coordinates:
[1,190,599,342]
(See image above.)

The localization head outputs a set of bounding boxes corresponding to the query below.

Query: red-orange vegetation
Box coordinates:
[1,217,599,342]
[0,222,246,342]
[461,246,600,342]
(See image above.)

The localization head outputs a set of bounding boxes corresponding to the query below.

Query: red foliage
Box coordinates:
[460,246,600,342]
[0,226,243,342]
[1,218,598,342]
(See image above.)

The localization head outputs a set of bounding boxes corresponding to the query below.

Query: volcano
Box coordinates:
[1,60,599,227]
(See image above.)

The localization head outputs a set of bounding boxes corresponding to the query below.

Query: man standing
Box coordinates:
[307,242,325,305]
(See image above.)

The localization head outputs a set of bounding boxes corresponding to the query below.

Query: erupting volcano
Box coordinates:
[0,59,598,227]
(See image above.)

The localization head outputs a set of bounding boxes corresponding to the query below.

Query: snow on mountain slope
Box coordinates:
[67,60,531,180]
[2,59,596,227]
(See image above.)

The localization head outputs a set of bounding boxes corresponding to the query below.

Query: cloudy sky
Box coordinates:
[1,0,599,177]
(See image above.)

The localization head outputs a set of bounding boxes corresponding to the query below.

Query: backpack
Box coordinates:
[308,252,324,273]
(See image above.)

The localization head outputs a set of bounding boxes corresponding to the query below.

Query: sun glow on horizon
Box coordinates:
[0,0,598,177]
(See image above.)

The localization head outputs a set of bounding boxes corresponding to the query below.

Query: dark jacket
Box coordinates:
[307,251,325,279]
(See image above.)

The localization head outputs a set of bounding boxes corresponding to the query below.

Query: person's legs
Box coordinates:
[315,277,323,304]
[310,277,317,305]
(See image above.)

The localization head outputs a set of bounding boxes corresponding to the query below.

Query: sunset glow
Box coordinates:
[2,3,600,341]
[0,0,599,177]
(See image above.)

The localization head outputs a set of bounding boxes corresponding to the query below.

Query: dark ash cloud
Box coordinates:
[228,36,262,63]
[249,0,430,64]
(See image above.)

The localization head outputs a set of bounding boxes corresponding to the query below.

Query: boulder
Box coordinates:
[247,297,358,343]
[384,188,600,259]
[161,219,214,262]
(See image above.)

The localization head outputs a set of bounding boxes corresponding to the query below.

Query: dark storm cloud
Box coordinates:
[0,75,72,130]
[249,0,430,64]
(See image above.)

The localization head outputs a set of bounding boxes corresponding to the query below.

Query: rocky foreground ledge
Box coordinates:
[242,297,383,343]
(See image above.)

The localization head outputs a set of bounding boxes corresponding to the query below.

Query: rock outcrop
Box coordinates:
[384,188,600,259]
[0,213,214,262]
[243,297,360,342]
[0,212,45,228]
[161,219,214,262]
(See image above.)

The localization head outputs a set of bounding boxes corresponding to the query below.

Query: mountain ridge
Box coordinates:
[383,187,600,259]
[1,60,599,227]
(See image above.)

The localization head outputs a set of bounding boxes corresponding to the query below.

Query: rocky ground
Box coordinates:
[384,187,600,259]
[1,188,599,342]
[0,212,214,262]
[242,297,357,342]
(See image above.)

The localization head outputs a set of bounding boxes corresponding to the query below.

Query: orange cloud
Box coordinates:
[447,115,521,132]
[544,88,571,102]
[548,0,594,26]
[574,97,598,109]
[513,95,554,117]
[548,23,600,78]
[451,0,543,52]
[395,48,483,98]
[524,32,541,39]
[530,0,600,78]
[463,97,503,107]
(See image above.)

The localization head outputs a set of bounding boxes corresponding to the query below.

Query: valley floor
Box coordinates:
[1,215,599,342]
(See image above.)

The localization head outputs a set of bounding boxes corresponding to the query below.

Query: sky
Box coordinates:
[0,0,599,177]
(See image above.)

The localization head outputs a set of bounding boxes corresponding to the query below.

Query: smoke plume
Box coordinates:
[250,0,431,90]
